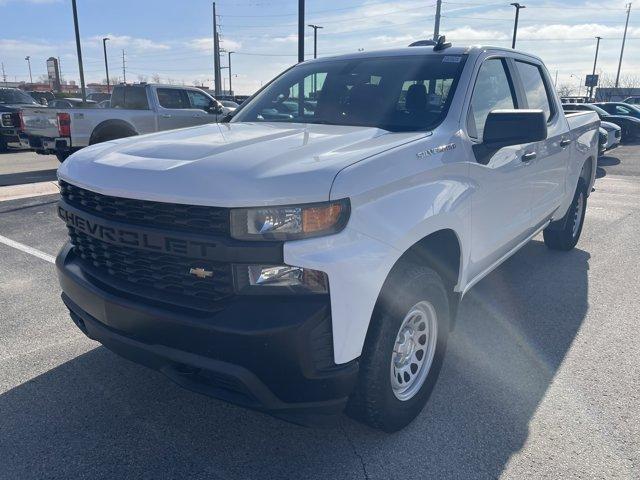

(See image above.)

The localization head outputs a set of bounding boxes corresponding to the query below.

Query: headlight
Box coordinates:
[230,199,350,241]
[233,264,329,294]
[1,113,14,127]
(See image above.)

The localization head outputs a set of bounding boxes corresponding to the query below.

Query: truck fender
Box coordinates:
[89,120,138,145]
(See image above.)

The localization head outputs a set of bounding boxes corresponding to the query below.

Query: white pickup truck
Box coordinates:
[55,42,599,432]
[21,83,230,161]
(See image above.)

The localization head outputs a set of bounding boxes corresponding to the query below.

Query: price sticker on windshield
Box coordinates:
[442,56,462,63]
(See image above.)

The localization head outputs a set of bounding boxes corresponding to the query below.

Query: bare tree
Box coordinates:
[137,74,148,83]
[557,84,574,98]
[151,73,161,83]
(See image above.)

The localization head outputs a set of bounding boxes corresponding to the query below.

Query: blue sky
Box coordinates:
[0,0,638,94]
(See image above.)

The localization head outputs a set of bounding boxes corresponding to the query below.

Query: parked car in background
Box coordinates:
[97,99,111,109]
[600,120,622,151]
[562,103,640,142]
[623,96,640,105]
[21,83,229,161]
[87,92,111,103]
[27,90,55,106]
[0,87,39,152]
[49,98,98,109]
[598,127,608,156]
[56,44,599,432]
[593,102,640,120]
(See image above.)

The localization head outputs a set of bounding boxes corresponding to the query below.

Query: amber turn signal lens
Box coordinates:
[302,203,344,234]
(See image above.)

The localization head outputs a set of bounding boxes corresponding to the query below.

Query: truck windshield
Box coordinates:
[0,89,38,105]
[233,54,467,132]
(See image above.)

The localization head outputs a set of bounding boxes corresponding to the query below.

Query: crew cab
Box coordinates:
[56,43,599,432]
[0,87,39,152]
[21,83,230,161]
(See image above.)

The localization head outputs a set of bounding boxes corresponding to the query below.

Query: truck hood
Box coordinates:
[58,122,427,207]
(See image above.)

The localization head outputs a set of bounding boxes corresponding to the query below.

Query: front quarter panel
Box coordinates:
[286,128,472,364]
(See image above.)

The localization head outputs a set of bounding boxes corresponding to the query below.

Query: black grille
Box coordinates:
[69,227,234,311]
[60,180,229,236]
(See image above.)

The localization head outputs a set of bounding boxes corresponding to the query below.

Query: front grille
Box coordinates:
[615,130,621,138]
[60,180,230,236]
[69,227,234,311]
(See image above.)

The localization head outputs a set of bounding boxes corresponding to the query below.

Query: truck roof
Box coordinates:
[306,44,543,64]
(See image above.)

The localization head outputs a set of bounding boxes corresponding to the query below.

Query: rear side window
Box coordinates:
[110,86,149,110]
[515,61,553,121]
[467,58,516,140]
[157,88,190,109]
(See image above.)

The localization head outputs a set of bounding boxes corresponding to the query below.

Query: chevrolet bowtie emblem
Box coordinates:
[189,267,213,279]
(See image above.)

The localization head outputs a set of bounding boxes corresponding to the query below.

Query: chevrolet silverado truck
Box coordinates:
[56,42,599,432]
[21,83,230,162]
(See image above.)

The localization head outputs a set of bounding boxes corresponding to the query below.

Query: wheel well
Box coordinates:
[90,120,137,145]
[401,229,461,292]
[580,156,595,190]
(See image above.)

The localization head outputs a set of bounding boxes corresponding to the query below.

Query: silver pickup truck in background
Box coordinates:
[21,83,230,161]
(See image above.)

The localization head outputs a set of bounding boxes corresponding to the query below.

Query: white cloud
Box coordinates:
[88,34,170,52]
[185,37,242,52]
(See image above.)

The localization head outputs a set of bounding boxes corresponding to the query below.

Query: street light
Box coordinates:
[570,74,582,98]
[510,3,526,49]
[228,51,234,95]
[25,56,33,84]
[589,36,601,101]
[103,37,110,93]
[307,24,323,59]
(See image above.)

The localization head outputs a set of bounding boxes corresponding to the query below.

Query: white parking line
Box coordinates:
[0,234,55,264]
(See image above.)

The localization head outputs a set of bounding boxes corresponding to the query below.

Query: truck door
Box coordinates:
[156,88,199,130]
[186,89,221,125]
[466,57,533,281]
[511,60,570,226]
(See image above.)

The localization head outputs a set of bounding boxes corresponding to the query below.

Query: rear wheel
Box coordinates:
[543,179,587,251]
[0,137,7,153]
[347,265,449,432]
[56,151,71,162]
[89,125,136,145]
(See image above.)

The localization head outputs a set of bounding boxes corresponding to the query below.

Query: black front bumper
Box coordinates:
[57,244,358,418]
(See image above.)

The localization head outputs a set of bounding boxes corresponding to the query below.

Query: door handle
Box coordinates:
[521,152,537,162]
[560,137,572,148]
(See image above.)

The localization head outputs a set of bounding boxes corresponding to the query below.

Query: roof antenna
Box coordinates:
[408,35,451,51]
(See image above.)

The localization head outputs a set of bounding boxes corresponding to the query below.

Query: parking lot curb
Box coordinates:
[0,181,60,202]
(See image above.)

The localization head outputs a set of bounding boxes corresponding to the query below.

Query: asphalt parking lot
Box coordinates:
[0,147,639,479]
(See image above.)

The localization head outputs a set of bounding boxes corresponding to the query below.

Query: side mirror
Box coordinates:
[474,109,547,164]
[209,103,224,115]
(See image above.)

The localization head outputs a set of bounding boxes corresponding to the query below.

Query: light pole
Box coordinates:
[25,56,33,84]
[615,3,632,88]
[307,24,323,59]
[228,51,234,95]
[570,74,582,98]
[589,36,601,101]
[510,3,526,49]
[71,0,87,102]
[298,0,305,62]
[103,37,110,93]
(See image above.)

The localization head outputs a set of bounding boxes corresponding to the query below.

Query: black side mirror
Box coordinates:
[209,103,224,115]
[474,109,547,164]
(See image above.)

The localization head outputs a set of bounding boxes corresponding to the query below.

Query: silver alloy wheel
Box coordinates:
[390,301,438,401]
[572,192,584,238]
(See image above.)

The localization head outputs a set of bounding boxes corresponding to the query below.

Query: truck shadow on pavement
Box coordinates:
[0,240,590,480]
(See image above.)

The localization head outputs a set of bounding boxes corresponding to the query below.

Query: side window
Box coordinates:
[467,58,516,139]
[157,88,189,109]
[187,90,214,110]
[515,61,553,121]
[616,105,631,115]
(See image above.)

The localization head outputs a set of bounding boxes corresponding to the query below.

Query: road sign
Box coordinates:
[585,74,599,87]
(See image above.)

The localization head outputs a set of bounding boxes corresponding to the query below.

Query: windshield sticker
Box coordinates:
[442,56,462,63]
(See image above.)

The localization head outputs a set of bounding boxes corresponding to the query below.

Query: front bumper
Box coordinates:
[0,127,22,148]
[56,243,358,418]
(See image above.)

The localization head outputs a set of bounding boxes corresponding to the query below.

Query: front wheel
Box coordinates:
[56,151,71,163]
[346,265,449,432]
[543,179,587,251]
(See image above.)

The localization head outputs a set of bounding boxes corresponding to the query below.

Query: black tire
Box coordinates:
[543,179,587,251]
[346,265,450,432]
[56,151,71,163]
[89,125,136,145]
[0,137,7,153]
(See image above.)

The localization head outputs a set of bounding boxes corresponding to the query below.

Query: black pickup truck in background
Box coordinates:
[0,87,39,152]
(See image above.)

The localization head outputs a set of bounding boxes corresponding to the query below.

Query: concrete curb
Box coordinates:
[0,181,60,202]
